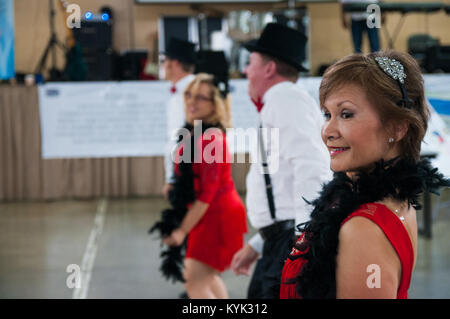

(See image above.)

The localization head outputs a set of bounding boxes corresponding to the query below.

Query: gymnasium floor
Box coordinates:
[0,192,449,299]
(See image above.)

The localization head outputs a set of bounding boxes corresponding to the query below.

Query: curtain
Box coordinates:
[0,85,248,201]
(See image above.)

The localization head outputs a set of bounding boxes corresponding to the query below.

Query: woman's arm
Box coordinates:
[336,216,401,299]
[164,130,224,247]
[163,200,209,247]
[180,200,209,234]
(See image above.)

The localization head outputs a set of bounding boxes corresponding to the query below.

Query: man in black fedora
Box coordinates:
[162,38,196,200]
[231,23,331,299]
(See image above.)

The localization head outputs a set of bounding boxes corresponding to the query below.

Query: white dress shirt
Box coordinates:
[246,81,332,254]
[164,74,195,184]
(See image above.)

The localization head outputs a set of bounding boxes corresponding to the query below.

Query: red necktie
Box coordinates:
[170,86,177,94]
[251,97,264,113]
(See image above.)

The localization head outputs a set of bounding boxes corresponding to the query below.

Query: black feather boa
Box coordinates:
[149,122,224,283]
[293,157,450,299]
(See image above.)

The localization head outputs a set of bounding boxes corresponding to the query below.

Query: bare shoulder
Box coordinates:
[339,215,395,260]
[339,215,384,242]
[337,215,401,298]
[339,215,401,260]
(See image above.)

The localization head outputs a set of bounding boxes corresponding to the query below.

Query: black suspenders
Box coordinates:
[258,124,276,220]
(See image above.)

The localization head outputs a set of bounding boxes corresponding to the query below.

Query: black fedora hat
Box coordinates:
[163,37,196,65]
[195,50,230,98]
[243,23,308,72]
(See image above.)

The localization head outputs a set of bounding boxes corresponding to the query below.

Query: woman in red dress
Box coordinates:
[163,73,248,299]
[280,50,449,299]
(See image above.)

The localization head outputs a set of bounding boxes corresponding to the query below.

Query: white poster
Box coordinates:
[38,81,168,158]
[38,76,450,177]
[38,80,258,159]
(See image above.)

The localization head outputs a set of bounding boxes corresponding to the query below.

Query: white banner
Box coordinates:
[38,76,450,176]
[38,80,258,159]
[38,82,168,158]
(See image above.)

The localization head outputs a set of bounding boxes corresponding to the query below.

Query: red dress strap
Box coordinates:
[341,203,414,299]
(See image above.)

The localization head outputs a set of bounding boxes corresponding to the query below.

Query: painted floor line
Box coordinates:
[72,198,107,299]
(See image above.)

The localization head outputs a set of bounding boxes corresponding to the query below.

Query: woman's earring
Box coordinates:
[388,137,395,143]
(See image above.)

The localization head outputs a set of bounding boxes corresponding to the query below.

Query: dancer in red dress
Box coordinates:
[178,127,248,273]
[163,73,248,299]
[280,50,449,299]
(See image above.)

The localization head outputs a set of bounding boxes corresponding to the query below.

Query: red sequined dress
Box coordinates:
[280,203,414,299]
[175,129,248,272]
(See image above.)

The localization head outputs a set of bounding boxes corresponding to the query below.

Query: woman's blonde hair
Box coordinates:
[184,73,232,130]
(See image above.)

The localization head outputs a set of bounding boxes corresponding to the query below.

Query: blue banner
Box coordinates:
[0,0,15,80]
[429,98,450,116]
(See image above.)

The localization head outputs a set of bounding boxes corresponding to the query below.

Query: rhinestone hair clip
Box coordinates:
[375,56,411,108]
[375,57,406,84]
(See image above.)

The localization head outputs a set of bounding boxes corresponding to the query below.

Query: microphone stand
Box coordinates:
[35,0,66,81]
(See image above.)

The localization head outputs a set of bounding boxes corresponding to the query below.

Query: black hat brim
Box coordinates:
[161,51,196,65]
[244,40,309,73]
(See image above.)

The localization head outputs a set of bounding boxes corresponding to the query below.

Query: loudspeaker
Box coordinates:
[73,20,112,50]
[81,48,115,81]
[118,51,148,80]
[424,45,450,73]
[73,21,114,81]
